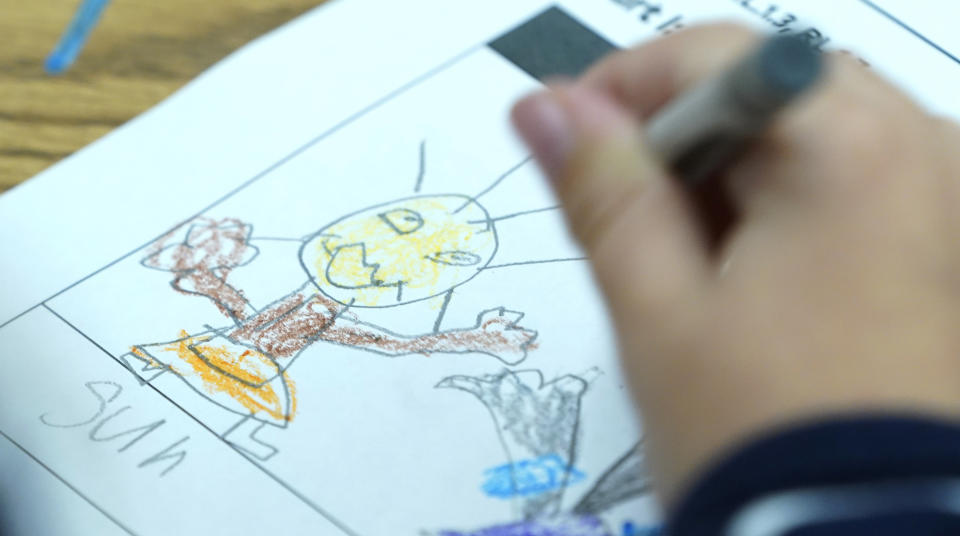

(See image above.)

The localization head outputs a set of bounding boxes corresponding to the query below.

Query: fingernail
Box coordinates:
[512,90,574,179]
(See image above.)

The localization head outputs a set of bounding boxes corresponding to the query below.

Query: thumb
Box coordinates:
[511,85,707,325]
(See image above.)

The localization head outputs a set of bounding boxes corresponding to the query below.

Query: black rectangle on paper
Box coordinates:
[489,6,618,82]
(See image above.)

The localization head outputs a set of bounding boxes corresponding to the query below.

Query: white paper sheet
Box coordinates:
[2,1,959,534]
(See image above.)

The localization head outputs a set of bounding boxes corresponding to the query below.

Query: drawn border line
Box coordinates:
[856,0,960,66]
[41,304,361,536]
[0,41,484,332]
[0,427,138,536]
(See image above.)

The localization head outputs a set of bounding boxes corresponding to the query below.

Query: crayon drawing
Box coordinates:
[434,369,654,535]
[118,142,590,459]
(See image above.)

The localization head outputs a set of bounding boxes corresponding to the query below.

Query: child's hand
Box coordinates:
[512,24,960,504]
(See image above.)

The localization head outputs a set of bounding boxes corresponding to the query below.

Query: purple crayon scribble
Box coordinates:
[621,521,663,536]
[438,514,609,536]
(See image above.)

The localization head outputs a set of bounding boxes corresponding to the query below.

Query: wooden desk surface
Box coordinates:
[0,0,323,192]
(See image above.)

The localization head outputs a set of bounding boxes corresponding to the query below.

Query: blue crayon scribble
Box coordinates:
[621,521,663,536]
[482,453,586,499]
[438,514,608,536]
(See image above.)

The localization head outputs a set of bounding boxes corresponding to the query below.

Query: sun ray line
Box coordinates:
[481,257,588,270]
[453,155,533,214]
[413,139,427,193]
[468,205,561,225]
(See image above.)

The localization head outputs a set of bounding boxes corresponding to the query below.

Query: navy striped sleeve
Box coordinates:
[667,415,960,535]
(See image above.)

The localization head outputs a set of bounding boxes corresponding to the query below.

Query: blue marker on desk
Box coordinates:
[45,0,112,74]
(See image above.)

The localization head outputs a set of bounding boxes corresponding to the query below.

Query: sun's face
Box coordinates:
[300,195,497,307]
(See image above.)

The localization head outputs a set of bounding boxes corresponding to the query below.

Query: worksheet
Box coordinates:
[2,1,959,535]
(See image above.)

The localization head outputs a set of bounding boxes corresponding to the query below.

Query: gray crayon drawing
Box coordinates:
[434,369,654,535]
